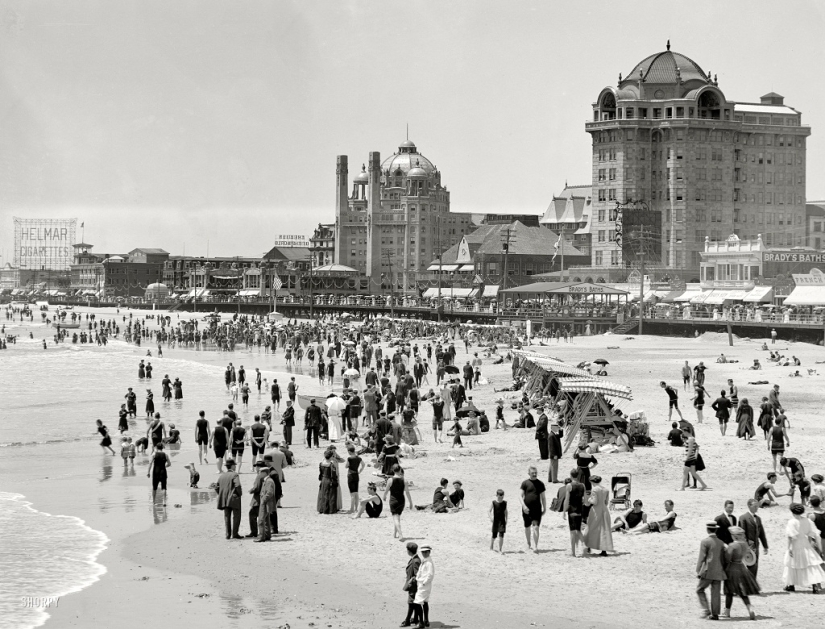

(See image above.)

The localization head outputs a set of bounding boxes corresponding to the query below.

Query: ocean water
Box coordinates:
[0,307,326,627]
[0,493,108,629]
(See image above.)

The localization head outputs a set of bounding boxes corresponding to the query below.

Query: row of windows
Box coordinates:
[594,128,804,148]
[735,151,802,165]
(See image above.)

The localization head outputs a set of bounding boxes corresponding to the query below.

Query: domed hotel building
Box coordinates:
[334,140,472,291]
[587,42,811,275]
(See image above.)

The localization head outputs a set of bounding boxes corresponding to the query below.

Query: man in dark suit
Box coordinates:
[739,498,769,577]
[215,459,242,539]
[281,400,295,446]
[714,500,737,544]
[696,521,727,620]
[304,399,322,449]
[374,410,392,456]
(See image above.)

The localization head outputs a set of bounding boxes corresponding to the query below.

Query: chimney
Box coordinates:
[366,151,381,278]
[334,155,348,264]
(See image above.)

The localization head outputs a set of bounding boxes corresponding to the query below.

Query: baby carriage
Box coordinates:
[610,473,632,511]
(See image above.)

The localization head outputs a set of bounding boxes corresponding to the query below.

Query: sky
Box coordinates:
[1,0,824,261]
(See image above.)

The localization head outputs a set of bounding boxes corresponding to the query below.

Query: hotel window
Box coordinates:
[609,149,617,161]
[639,147,645,160]
[653,108,662,118]
[696,208,706,222]
[598,190,606,201]
[711,210,722,223]
[598,209,605,221]
[610,251,619,266]
[598,169,606,181]
[609,168,616,180]
[608,230,616,241]
[608,189,616,201]
[595,251,603,265]
[598,230,605,242]
[676,108,684,119]
[626,130,634,140]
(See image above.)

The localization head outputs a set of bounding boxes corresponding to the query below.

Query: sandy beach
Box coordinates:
[3,312,825,629]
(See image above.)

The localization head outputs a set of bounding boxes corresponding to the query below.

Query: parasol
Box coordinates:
[344,368,360,377]
[342,340,356,346]
[593,359,609,365]
[444,365,460,374]
[325,397,347,413]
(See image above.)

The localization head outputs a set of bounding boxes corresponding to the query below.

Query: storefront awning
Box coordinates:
[458,264,474,272]
[690,291,711,304]
[743,286,773,303]
[473,285,499,298]
[238,289,260,296]
[725,289,750,301]
[187,288,210,298]
[783,286,825,306]
[673,289,700,302]
[703,290,729,305]
[426,264,459,272]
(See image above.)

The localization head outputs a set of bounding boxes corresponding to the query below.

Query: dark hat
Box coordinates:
[255,461,267,468]
[812,474,824,483]
[790,503,806,515]
[225,459,236,468]
[263,454,273,461]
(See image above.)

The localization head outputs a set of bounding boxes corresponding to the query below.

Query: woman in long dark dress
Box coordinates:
[723,527,760,620]
[735,398,755,440]
[317,450,340,514]
[173,378,183,400]
[145,390,154,418]
[147,443,171,506]
[161,375,172,402]
[758,397,773,439]
[383,464,413,540]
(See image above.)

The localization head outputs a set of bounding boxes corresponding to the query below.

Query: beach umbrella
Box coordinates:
[325,396,347,414]
[444,365,460,374]
[342,340,356,346]
[344,368,360,377]
[593,359,609,365]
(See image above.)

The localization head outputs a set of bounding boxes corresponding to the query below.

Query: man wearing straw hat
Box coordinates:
[695,521,727,620]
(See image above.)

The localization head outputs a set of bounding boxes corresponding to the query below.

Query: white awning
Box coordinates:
[725,289,750,301]
[187,288,210,297]
[422,288,439,298]
[481,285,499,298]
[428,264,458,272]
[238,289,260,296]
[458,264,474,272]
[703,290,729,305]
[673,289,700,302]
[783,286,825,306]
[690,291,711,304]
[744,286,773,302]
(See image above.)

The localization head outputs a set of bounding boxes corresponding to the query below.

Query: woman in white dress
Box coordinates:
[782,503,825,593]
[583,475,614,555]
[327,402,344,442]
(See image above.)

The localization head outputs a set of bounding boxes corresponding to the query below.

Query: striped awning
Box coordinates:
[559,379,633,400]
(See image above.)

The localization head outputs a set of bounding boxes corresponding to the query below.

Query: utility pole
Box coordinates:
[559,227,566,282]
[437,215,442,322]
[500,226,515,291]
[638,247,645,336]
[385,250,395,319]
[306,257,314,320]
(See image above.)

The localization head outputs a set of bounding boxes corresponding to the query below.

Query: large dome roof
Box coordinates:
[381,140,436,176]
[626,47,708,85]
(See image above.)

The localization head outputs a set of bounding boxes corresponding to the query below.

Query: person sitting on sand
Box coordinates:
[628,499,677,534]
[750,359,762,370]
[761,343,769,351]
[668,422,685,447]
[754,472,790,507]
[717,354,728,364]
[793,356,801,366]
[789,370,802,378]
[612,499,648,532]
[449,480,465,509]
[353,482,383,519]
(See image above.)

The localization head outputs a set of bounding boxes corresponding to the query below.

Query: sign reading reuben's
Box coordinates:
[13,217,77,270]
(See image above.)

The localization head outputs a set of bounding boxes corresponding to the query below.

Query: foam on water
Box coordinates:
[0,492,108,629]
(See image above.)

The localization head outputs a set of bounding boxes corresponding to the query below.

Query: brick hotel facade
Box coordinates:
[587,42,811,275]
